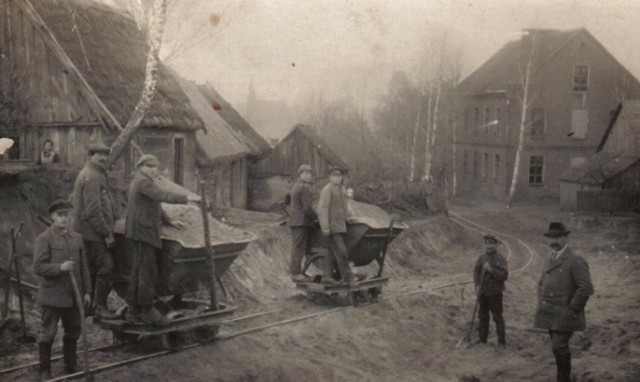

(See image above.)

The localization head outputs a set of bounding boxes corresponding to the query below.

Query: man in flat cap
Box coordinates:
[71,142,118,319]
[34,199,91,380]
[125,154,201,325]
[534,222,593,382]
[288,164,317,282]
[473,234,508,346]
[317,165,357,287]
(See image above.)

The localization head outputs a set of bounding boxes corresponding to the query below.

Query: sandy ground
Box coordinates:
[2,198,640,381]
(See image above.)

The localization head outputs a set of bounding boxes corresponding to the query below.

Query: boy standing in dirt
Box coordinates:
[124,154,200,325]
[473,234,508,346]
[34,200,91,381]
[288,164,316,282]
[317,165,357,287]
[72,142,118,319]
[534,222,593,382]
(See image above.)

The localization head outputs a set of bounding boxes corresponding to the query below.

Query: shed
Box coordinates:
[251,123,348,211]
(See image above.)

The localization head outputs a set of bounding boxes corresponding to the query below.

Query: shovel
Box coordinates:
[69,272,92,382]
[456,268,486,348]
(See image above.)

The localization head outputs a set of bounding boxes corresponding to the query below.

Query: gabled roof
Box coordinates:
[196,83,271,158]
[458,28,584,94]
[561,151,640,184]
[171,72,251,166]
[281,124,348,170]
[27,0,202,130]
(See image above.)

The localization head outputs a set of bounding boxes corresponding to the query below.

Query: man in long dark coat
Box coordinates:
[124,154,200,325]
[288,164,316,282]
[473,234,508,345]
[72,142,118,319]
[34,200,92,380]
[534,222,594,382]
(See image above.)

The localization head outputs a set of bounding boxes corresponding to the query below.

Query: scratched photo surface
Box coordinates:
[1,1,639,381]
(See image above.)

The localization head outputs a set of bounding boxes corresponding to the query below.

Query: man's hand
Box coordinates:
[60,261,75,273]
[105,235,116,249]
[322,229,331,237]
[83,294,92,307]
[482,262,493,273]
[187,195,201,203]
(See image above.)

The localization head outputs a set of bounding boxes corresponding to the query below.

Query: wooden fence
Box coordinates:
[576,190,640,213]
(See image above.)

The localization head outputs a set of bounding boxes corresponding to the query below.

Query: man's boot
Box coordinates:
[38,342,52,381]
[63,339,78,374]
[140,306,170,326]
[496,321,506,346]
[95,276,118,319]
[555,352,571,382]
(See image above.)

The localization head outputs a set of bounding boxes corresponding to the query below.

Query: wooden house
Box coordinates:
[455,28,640,202]
[0,0,202,189]
[251,123,348,211]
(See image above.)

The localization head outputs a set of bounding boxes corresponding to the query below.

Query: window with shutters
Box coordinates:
[494,154,500,182]
[529,155,544,185]
[473,108,479,136]
[484,107,491,136]
[483,152,489,180]
[573,65,589,92]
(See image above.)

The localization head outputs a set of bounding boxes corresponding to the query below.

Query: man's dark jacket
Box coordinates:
[125,172,188,249]
[474,249,508,295]
[33,227,92,307]
[73,161,115,242]
[289,179,316,227]
[534,246,594,332]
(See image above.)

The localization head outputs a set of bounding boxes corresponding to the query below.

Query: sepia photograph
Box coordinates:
[1,0,639,381]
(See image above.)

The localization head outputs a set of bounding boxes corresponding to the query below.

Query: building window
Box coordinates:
[472,151,479,179]
[573,65,589,92]
[529,155,544,185]
[463,151,468,175]
[571,109,588,139]
[494,154,500,182]
[483,152,489,180]
[173,137,184,185]
[495,108,501,136]
[530,107,545,136]
[484,107,491,136]
[464,109,469,132]
[473,108,479,136]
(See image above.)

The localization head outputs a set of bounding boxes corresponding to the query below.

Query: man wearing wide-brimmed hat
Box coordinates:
[473,234,508,346]
[317,165,357,287]
[288,164,317,282]
[71,142,118,319]
[34,199,92,380]
[124,154,201,325]
[534,222,594,382]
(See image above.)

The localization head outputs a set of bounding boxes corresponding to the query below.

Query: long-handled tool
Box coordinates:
[69,272,92,382]
[11,223,35,343]
[199,182,219,311]
[456,268,486,348]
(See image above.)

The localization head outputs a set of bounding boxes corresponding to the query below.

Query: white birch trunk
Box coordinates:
[409,100,422,182]
[424,84,441,181]
[452,108,457,196]
[423,93,433,181]
[109,0,167,166]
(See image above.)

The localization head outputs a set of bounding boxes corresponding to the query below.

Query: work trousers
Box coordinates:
[477,292,505,343]
[324,233,354,282]
[38,306,81,343]
[289,226,310,275]
[84,240,113,306]
[549,330,573,382]
[126,239,169,307]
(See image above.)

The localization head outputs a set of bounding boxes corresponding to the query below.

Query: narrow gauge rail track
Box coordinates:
[3,212,538,381]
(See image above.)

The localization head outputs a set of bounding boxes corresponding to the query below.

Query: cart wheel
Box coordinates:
[190,325,219,343]
[160,331,187,350]
[113,331,138,345]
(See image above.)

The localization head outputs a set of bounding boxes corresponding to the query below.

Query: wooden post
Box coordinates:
[199,182,219,311]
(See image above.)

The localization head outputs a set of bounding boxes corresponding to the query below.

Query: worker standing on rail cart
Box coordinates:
[124,154,200,326]
[473,234,508,346]
[33,199,92,381]
[534,222,593,382]
[317,165,357,287]
[288,164,317,282]
[72,142,119,319]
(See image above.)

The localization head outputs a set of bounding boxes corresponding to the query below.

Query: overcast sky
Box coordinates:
[115,0,640,112]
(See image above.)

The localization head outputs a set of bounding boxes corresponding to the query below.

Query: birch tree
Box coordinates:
[507,33,538,208]
[109,0,168,167]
